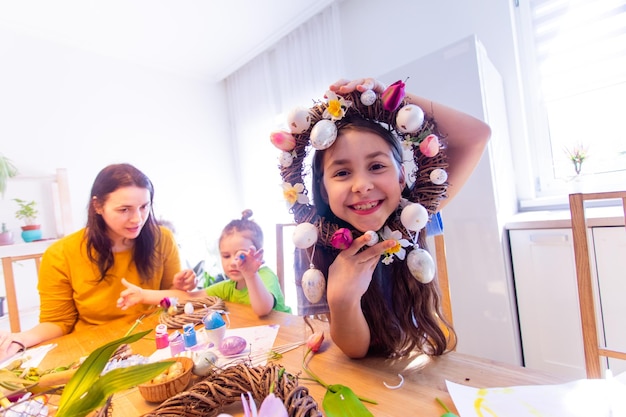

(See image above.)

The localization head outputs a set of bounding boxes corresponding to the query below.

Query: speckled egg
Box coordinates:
[292,223,318,249]
[396,104,425,134]
[278,151,294,168]
[364,230,379,246]
[302,267,326,303]
[360,89,377,106]
[310,119,337,150]
[400,203,429,232]
[287,107,312,134]
[407,248,435,284]
[430,168,448,185]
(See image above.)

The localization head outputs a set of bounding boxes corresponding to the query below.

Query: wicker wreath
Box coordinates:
[277,87,449,248]
[158,296,226,329]
[142,363,322,417]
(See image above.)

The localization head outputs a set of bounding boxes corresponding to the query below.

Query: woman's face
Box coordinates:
[321,129,405,232]
[96,186,151,245]
[219,232,254,285]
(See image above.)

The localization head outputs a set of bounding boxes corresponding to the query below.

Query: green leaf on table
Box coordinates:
[323,384,374,417]
[56,362,173,417]
[56,328,167,417]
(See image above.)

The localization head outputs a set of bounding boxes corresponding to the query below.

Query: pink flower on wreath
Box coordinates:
[330,228,353,250]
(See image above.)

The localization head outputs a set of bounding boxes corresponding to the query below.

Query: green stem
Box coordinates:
[436,397,452,412]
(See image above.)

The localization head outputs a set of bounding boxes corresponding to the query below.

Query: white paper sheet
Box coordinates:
[447,373,626,417]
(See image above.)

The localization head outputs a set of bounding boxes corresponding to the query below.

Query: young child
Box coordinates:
[276,78,490,358]
[117,209,292,316]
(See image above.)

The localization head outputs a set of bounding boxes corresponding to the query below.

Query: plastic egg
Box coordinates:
[292,223,318,249]
[219,336,247,356]
[184,302,194,315]
[287,106,311,134]
[430,168,448,185]
[203,311,225,330]
[270,130,296,151]
[419,134,440,157]
[396,104,425,133]
[360,89,377,106]
[302,268,326,303]
[400,203,429,232]
[407,248,435,284]
[278,151,294,168]
[310,119,337,150]
[364,230,379,246]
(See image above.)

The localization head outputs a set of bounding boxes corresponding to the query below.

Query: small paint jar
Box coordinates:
[155,324,169,349]
[169,331,185,356]
[183,323,197,348]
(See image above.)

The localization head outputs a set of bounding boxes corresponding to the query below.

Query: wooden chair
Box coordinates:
[569,191,626,378]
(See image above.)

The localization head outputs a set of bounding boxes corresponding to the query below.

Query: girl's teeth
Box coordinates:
[353,202,377,210]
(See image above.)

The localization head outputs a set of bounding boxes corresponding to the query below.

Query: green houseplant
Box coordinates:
[0,155,18,245]
[13,198,42,242]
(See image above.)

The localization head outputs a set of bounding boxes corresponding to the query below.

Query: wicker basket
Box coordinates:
[138,357,194,403]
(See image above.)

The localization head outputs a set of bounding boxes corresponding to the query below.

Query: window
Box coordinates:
[515,0,626,206]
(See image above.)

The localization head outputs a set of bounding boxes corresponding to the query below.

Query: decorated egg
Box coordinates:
[302,268,326,303]
[396,104,425,133]
[407,248,435,284]
[430,168,448,185]
[278,151,294,168]
[270,130,296,151]
[360,89,377,106]
[364,230,379,246]
[203,311,225,330]
[310,119,337,150]
[184,302,194,315]
[219,336,247,356]
[191,349,218,376]
[400,203,429,232]
[287,106,312,134]
[419,134,440,157]
[292,223,318,249]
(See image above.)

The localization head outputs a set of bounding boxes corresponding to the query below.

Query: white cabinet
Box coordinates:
[510,227,626,379]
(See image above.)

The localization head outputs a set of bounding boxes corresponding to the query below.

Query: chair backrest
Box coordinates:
[569,191,626,378]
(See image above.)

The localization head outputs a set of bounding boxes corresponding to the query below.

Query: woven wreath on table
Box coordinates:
[142,363,322,417]
[272,81,449,251]
[158,296,226,329]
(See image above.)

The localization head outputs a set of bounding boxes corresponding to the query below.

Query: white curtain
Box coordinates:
[224,3,344,235]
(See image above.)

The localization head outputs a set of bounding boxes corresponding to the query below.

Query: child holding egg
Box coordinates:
[117,209,291,316]
[274,78,490,358]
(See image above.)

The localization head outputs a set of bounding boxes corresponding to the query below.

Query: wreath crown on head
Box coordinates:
[270,80,449,289]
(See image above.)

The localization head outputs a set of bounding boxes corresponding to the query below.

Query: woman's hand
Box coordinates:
[326,233,396,306]
[329,78,387,95]
[0,331,25,361]
[117,278,144,310]
[172,269,196,291]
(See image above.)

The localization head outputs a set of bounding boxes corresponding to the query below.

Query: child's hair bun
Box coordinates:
[241,209,253,220]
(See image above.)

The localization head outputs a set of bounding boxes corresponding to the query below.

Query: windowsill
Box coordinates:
[506,205,625,230]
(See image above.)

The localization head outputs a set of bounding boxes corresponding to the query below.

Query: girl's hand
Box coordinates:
[172,269,196,291]
[117,278,144,310]
[234,246,264,279]
[326,233,396,305]
[329,78,387,95]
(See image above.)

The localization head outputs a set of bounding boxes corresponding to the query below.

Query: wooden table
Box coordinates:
[38,302,569,417]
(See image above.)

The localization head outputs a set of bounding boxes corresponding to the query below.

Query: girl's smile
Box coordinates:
[322,129,405,232]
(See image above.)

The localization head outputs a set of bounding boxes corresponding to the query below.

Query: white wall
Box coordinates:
[0,26,239,268]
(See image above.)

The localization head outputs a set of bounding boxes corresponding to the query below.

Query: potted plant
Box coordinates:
[0,155,18,245]
[14,198,42,242]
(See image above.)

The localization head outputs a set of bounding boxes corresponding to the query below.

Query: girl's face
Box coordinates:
[321,129,405,232]
[220,232,254,285]
[95,186,151,246]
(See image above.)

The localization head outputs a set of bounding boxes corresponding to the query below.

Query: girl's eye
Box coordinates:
[332,169,350,178]
[370,163,386,171]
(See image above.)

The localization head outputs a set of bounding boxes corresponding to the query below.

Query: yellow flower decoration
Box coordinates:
[322,91,352,121]
[381,226,411,265]
[282,182,309,207]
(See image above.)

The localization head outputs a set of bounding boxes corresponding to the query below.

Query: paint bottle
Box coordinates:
[183,323,197,348]
[169,331,185,356]
[155,324,169,349]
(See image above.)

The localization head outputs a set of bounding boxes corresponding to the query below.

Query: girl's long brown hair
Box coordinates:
[85,163,161,283]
